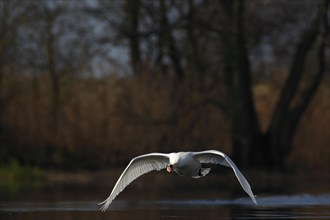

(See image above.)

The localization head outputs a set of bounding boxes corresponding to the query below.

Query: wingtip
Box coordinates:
[99,204,108,212]
[252,195,258,206]
[98,200,109,212]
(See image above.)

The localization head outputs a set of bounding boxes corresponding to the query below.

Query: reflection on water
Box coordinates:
[0,195,329,219]
[0,173,329,219]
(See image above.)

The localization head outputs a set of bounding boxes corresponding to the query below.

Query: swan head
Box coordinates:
[167,164,173,173]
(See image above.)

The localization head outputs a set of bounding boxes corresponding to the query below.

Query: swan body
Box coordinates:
[99,150,257,211]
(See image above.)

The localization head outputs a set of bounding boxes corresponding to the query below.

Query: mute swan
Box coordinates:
[99,150,257,211]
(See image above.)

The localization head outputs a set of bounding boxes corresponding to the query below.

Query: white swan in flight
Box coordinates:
[99,150,257,211]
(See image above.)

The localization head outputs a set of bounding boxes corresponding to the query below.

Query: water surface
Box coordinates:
[1,194,329,219]
[0,173,329,219]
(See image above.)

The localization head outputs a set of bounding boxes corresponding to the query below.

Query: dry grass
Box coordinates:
[289,74,330,173]
[1,72,230,168]
[1,71,329,173]
[253,71,330,174]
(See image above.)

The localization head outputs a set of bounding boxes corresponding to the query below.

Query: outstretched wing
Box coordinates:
[193,150,257,205]
[99,153,169,211]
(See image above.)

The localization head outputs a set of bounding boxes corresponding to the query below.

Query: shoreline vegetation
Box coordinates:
[1,162,329,200]
[0,73,329,200]
[0,1,329,177]
[1,73,329,172]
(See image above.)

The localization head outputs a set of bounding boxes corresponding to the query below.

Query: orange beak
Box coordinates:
[167,164,173,173]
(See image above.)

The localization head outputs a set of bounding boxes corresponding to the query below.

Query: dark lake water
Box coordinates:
[1,172,329,219]
[1,195,329,219]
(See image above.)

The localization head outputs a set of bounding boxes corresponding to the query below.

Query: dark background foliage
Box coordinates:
[0,0,329,173]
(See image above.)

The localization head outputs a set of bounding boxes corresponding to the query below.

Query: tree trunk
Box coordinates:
[125,0,141,74]
[264,0,328,169]
[160,0,184,80]
[186,0,204,76]
[219,0,328,170]
[219,0,261,167]
[45,13,61,133]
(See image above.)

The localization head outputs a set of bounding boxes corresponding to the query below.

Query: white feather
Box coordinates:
[193,150,258,205]
[99,153,169,211]
[99,150,258,211]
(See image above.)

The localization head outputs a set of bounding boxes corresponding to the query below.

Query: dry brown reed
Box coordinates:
[1,71,329,173]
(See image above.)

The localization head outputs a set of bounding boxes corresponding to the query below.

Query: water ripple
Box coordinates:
[0,194,329,212]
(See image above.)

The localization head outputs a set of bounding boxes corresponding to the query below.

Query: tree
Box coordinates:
[263,0,329,169]
[92,0,328,169]
[219,0,328,169]
[159,0,184,80]
[217,0,261,168]
[0,0,32,162]
[124,0,142,74]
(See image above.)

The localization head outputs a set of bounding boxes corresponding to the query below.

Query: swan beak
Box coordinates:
[167,164,173,173]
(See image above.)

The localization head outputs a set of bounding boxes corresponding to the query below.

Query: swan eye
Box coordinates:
[166,164,173,173]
